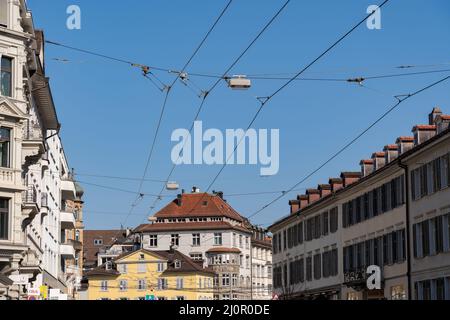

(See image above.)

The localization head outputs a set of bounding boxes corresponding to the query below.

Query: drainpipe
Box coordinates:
[399,162,412,300]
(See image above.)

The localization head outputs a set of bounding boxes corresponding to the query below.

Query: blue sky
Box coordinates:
[27,0,450,230]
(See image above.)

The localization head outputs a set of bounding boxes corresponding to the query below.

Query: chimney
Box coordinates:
[340,172,362,187]
[396,136,414,154]
[318,184,332,198]
[412,125,436,146]
[192,186,201,193]
[383,145,399,163]
[429,107,443,125]
[436,114,450,134]
[176,194,183,206]
[360,159,374,177]
[372,152,386,170]
[306,189,320,204]
[329,178,344,192]
[297,195,309,209]
[289,200,300,214]
[214,191,224,200]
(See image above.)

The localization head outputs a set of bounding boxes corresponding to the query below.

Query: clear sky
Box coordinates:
[27,0,450,230]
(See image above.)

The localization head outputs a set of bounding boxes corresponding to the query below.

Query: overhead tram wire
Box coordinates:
[117,0,234,232]
[144,0,292,222]
[45,39,450,84]
[187,0,392,215]
[247,74,450,220]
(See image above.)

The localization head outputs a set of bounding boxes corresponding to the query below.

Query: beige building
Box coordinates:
[269,107,450,300]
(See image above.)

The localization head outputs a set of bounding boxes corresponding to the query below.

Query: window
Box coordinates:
[192,233,200,246]
[190,253,202,261]
[245,236,249,249]
[176,278,184,289]
[330,207,338,233]
[322,211,329,236]
[232,274,238,286]
[1,57,12,97]
[171,234,179,246]
[174,260,181,269]
[75,230,80,241]
[0,0,7,27]
[306,256,312,281]
[157,278,167,290]
[149,235,158,247]
[222,274,230,286]
[239,235,243,248]
[138,263,146,273]
[0,198,9,240]
[0,128,11,168]
[232,233,237,247]
[100,280,108,292]
[313,253,321,280]
[94,239,103,246]
[157,262,165,272]
[119,280,128,291]
[138,279,146,290]
[214,233,222,246]
[118,264,127,274]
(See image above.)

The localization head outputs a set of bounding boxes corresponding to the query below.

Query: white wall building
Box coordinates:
[0,0,79,299]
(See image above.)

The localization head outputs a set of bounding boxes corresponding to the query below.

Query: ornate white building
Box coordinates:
[0,0,80,299]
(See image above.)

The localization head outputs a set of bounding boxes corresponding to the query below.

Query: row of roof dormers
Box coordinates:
[288,107,450,215]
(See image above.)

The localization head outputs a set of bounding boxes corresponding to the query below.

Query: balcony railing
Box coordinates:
[23,185,37,204]
[23,121,43,141]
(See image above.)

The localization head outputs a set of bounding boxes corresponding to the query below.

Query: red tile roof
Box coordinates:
[206,247,242,254]
[135,221,251,234]
[396,136,414,142]
[413,125,436,131]
[83,230,127,265]
[153,193,244,222]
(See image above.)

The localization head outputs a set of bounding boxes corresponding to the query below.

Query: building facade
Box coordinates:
[0,0,81,300]
[86,248,215,301]
[269,107,450,300]
[135,188,272,300]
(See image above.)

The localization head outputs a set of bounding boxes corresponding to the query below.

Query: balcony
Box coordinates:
[68,239,82,251]
[60,243,75,258]
[60,211,76,230]
[41,192,49,216]
[22,122,45,153]
[61,177,77,200]
[66,264,81,276]
[22,185,39,223]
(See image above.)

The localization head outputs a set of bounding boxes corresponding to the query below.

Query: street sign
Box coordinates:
[27,287,41,296]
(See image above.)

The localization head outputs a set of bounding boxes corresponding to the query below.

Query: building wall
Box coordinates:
[142,228,252,299]
[87,251,214,300]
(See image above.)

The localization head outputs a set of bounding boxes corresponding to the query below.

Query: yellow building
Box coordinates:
[86,248,215,300]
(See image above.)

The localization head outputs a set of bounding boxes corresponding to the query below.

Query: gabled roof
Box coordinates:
[134,221,251,234]
[153,192,244,222]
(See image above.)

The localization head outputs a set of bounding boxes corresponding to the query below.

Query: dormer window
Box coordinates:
[94,239,103,246]
[174,260,181,269]
[105,261,112,270]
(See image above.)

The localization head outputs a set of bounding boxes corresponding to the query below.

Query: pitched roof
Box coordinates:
[134,221,251,234]
[83,230,127,264]
[153,250,215,275]
[86,249,214,278]
[153,192,244,222]
[206,247,242,254]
